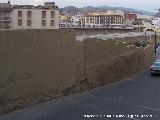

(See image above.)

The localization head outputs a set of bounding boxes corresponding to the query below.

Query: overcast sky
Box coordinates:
[1,0,159,12]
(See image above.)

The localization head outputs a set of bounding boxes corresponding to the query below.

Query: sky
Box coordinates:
[0,0,159,12]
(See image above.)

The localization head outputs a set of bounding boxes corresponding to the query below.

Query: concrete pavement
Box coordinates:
[1,71,160,120]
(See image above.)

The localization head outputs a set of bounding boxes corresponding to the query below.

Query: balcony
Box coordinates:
[0,17,11,22]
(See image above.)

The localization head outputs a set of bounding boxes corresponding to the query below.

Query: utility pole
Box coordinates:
[155,31,157,60]
[83,41,86,77]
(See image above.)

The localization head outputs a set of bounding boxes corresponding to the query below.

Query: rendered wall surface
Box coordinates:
[0,30,154,116]
[11,9,59,29]
[0,29,84,114]
[84,38,154,87]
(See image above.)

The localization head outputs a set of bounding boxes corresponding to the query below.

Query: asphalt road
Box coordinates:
[76,31,160,41]
[1,71,160,120]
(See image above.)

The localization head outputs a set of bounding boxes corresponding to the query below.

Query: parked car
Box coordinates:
[150,61,160,75]
[156,60,160,62]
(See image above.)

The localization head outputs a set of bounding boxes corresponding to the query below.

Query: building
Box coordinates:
[155,9,160,18]
[71,14,83,27]
[137,14,152,19]
[87,10,124,18]
[0,1,12,29]
[124,13,137,21]
[59,10,124,28]
[11,2,59,29]
[152,17,160,27]
[83,15,123,28]
[59,15,72,27]
[71,16,80,27]
[115,10,125,18]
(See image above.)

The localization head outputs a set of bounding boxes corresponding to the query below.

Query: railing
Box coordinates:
[0,17,11,21]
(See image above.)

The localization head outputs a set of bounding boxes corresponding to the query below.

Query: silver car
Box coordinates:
[150,62,160,75]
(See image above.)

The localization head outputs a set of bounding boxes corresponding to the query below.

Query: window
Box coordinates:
[27,11,32,18]
[51,20,54,26]
[27,20,32,26]
[42,11,46,19]
[90,18,93,22]
[42,20,46,26]
[18,19,22,26]
[18,11,22,17]
[51,11,55,18]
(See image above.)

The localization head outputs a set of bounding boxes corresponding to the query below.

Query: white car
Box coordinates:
[150,62,160,75]
[156,60,160,62]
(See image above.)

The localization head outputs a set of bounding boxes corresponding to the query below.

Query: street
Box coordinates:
[1,71,160,120]
[76,31,160,41]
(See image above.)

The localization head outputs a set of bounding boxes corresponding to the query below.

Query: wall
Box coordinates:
[84,38,154,87]
[60,38,154,96]
[0,29,84,114]
[0,30,154,115]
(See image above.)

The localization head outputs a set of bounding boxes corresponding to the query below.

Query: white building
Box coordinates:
[11,2,59,29]
[83,15,123,28]
[71,15,83,27]
[106,10,116,15]
[137,14,152,19]
[115,10,125,18]
[152,17,160,27]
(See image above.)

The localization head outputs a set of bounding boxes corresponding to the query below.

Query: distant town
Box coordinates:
[0,1,160,30]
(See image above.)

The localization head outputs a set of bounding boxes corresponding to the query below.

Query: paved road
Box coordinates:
[76,32,144,41]
[1,71,160,120]
[76,31,160,41]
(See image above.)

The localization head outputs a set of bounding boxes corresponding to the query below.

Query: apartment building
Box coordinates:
[84,15,123,28]
[87,10,125,18]
[124,13,137,21]
[152,17,160,27]
[11,2,59,29]
[71,15,84,27]
[0,1,12,29]
[59,15,72,27]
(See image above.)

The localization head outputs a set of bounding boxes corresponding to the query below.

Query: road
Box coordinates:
[1,71,160,120]
[76,32,160,41]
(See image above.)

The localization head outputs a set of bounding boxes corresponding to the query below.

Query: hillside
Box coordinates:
[60,6,154,16]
